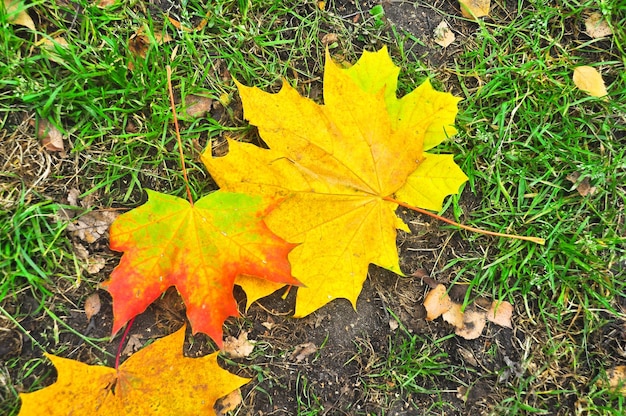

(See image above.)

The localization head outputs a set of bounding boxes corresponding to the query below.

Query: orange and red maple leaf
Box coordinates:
[102,190,298,347]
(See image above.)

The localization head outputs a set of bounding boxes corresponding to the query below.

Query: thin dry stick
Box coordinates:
[384,196,546,245]
[166,65,194,205]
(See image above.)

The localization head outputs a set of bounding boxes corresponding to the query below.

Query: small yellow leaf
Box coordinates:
[3,0,35,30]
[459,0,490,19]
[573,66,608,97]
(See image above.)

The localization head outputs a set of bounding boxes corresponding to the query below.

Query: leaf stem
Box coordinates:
[115,317,135,370]
[166,65,194,205]
[383,196,545,245]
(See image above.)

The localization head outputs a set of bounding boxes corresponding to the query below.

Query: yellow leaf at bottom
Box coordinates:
[19,327,250,415]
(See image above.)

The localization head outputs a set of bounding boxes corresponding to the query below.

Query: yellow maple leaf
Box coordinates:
[18,327,250,415]
[202,47,467,316]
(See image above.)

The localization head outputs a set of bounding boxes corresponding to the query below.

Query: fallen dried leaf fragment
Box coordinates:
[36,119,65,155]
[459,0,490,19]
[566,172,597,196]
[433,20,455,47]
[215,389,243,416]
[573,66,608,97]
[585,12,613,39]
[223,331,255,359]
[486,300,513,328]
[184,94,213,118]
[442,303,465,328]
[84,293,101,321]
[290,342,317,363]
[455,307,487,340]
[18,327,251,415]
[605,365,626,395]
[67,210,120,244]
[322,33,338,45]
[423,284,453,320]
[3,0,35,30]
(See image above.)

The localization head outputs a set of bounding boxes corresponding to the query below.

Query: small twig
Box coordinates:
[166,65,194,205]
[384,196,545,245]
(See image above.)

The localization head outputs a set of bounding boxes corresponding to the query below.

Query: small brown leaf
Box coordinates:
[321,33,338,45]
[433,20,455,47]
[37,119,65,155]
[184,94,213,119]
[605,365,626,395]
[585,12,613,39]
[566,172,597,196]
[84,293,101,321]
[573,66,608,97]
[486,300,513,328]
[455,308,487,339]
[222,331,254,359]
[95,0,116,8]
[67,210,120,244]
[121,334,144,356]
[459,0,490,19]
[289,342,317,363]
[423,284,453,320]
[442,303,465,328]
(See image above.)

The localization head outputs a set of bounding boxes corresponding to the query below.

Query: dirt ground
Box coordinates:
[2,1,623,415]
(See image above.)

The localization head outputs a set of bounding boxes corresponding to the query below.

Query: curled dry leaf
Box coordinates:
[290,342,317,363]
[486,300,513,328]
[433,20,455,48]
[423,284,453,320]
[73,242,106,274]
[585,12,613,39]
[84,293,101,321]
[573,66,608,98]
[222,331,255,359]
[459,0,490,19]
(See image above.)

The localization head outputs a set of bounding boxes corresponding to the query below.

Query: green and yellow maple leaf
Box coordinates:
[102,190,298,347]
[18,327,250,415]
[202,47,467,317]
